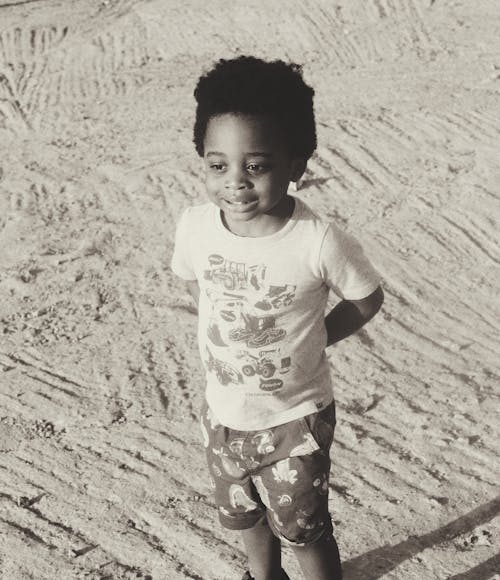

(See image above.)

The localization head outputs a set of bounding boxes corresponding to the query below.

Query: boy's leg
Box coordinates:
[248,403,341,579]
[240,515,282,580]
[291,532,342,580]
[200,404,274,578]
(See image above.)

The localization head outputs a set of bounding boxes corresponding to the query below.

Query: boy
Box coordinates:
[171,56,384,580]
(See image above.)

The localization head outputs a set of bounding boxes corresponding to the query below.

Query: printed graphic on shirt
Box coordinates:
[203,254,266,292]
[206,289,248,347]
[205,347,243,386]
[259,377,284,391]
[203,254,296,391]
[254,284,296,311]
[228,312,285,348]
[237,349,290,380]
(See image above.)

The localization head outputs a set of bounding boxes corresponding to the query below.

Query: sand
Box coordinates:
[0,0,499,578]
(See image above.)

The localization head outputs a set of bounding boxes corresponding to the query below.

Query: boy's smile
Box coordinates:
[203,113,304,237]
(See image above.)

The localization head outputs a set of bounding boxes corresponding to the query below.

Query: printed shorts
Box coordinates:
[200,402,336,546]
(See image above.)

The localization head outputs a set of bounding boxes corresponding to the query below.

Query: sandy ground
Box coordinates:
[0,0,499,578]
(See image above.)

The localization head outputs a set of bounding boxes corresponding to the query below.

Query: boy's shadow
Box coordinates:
[343,495,500,579]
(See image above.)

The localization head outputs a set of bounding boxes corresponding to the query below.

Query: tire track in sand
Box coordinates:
[0,23,68,131]
[308,0,440,66]
[0,66,30,131]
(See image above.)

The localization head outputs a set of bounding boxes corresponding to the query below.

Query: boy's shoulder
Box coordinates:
[297,197,325,224]
[176,202,217,236]
[295,198,343,239]
[297,198,369,259]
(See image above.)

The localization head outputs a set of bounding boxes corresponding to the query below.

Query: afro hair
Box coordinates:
[193,56,317,160]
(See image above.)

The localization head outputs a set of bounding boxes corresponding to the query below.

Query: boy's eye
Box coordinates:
[209,163,226,172]
[247,163,267,173]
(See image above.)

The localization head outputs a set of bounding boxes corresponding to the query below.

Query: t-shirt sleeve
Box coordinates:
[170,207,197,281]
[318,223,381,300]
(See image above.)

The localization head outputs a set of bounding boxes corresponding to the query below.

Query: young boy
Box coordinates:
[171,56,384,580]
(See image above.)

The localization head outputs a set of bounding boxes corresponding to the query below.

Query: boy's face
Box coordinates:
[203,113,304,237]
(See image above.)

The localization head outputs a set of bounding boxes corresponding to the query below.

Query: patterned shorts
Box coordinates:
[200,402,336,546]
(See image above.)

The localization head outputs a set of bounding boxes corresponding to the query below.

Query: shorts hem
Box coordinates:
[266,513,333,547]
[219,512,265,531]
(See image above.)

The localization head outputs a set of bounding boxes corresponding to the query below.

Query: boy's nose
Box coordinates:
[225,181,245,190]
[224,168,248,190]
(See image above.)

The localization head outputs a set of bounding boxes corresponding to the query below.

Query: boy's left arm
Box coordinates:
[325,286,384,347]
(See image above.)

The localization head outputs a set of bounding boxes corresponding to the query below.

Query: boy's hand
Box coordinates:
[324,286,384,347]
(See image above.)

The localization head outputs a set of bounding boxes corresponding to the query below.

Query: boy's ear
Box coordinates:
[290,158,307,182]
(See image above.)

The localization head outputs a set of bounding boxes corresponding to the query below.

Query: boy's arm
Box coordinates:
[186,280,200,308]
[325,286,384,347]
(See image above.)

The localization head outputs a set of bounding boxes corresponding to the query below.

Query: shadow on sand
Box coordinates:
[343,495,500,580]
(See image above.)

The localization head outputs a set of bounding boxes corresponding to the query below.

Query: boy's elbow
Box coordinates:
[372,286,384,316]
[373,285,384,306]
[353,286,384,321]
[367,286,384,319]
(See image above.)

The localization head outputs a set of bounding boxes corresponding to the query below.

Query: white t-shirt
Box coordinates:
[171,197,380,430]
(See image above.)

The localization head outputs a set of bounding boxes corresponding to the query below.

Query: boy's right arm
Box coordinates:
[186,280,200,309]
[170,208,199,308]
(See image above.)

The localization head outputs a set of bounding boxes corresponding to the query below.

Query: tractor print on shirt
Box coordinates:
[204,254,266,292]
[237,349,291,379]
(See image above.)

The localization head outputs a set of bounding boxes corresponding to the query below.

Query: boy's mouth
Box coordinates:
[222,198,258,211]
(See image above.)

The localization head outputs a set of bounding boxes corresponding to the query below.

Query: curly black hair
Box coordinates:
[193,56,317,160]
